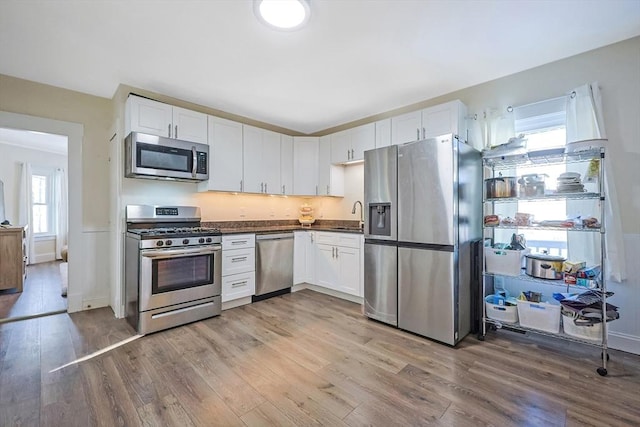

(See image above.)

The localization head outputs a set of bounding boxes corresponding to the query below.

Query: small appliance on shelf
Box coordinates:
[298,203,315,227]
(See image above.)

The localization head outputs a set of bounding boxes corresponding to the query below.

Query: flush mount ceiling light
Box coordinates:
[254,0,311,31]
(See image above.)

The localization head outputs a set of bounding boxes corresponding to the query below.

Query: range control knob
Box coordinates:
[182,239,189,245]
[156,241,164,247]
[166,240,172,246]
[198,238,205,244]
[206,237,212,243]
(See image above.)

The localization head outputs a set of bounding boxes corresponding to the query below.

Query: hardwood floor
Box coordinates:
[1,289,639,426]
[0,262,67,321]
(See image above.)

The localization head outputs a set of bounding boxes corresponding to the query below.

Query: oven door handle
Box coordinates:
[141,246,220,259]
[192,146,197,178]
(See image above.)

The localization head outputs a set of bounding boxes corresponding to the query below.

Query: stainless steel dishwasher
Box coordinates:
[253,232,294,301]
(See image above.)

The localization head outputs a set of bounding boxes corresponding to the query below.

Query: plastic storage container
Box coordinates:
[484,296,518,323]
[484,248,530,276]
[517,300,561,333]
[562,314,602,342]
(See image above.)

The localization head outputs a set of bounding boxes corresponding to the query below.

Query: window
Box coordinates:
[515,97,568,257]
[31,168,55,236]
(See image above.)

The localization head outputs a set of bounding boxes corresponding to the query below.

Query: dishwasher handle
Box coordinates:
[256,233,294,241]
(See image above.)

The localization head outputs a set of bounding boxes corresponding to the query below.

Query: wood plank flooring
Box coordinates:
[0,262,67,321]
[1,289,639,426]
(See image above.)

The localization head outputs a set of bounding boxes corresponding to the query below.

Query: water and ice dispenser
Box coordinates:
[368,203,391,236]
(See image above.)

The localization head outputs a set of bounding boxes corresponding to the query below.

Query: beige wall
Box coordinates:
[0,75,113,229]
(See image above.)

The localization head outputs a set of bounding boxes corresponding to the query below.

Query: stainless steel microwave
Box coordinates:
[125,132,209,182]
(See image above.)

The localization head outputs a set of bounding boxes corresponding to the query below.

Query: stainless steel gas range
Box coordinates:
[124,205,222,334]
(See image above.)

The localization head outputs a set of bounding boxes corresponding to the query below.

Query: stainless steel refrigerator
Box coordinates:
[364,134,481,345]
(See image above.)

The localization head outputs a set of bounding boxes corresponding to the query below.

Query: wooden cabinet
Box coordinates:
[125,95,208,143]
[313,232,362,297]
[318,135,344,197]
[391,100,467,145]
[293,137,319,196]
[330,123,375,163]
[0,226,27,292]
[280,135,294,195]
[221,234,256,303]
[243,125,281,194]
[199,115,244,192]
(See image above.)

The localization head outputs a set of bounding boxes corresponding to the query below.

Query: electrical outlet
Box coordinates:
[239,207,246,218]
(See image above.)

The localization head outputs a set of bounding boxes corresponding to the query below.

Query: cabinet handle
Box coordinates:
[261,182,264,193]
[347,149,351,160]
[282,185,285,194]
[335,247,339,258]
[351,149,354,159]
[326,185,330,194]
[231,256,247,262]
[310,233,314,243]
[175,125,178,139]
[231,240,247,245]
[332,247,335,258]
[168,124,172,138]
[231,281,247,288]
[265,183,268,193]
[416,128,420,140]
[422,127,425,140]
[240,180,243,191]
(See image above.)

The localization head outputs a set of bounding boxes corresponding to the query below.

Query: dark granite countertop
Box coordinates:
[202,220,364,235]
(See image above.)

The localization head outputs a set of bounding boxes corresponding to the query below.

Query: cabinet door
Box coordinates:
[293,137,319,196]
[350,123,375,161]
[315,243,339,290]
[172,106,208,143]
[330,130,350,164]
[337,246,360,296]
[305,232,316,284]
[421,100,467,140]
[222,271,255,302]
[127,95,172,138]
[375,119,391,148]
[280,135,294,195]
[391,110,421,145]
[262,129,281,194]
[242,125,264,193]
[293,231,306,285]
[318,136,331,195]
[200,116,243,192]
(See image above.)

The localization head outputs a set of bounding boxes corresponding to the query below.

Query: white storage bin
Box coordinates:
[485,298,518,323]
[562,314,602,342]
[517,300,561,333]
[484,248,530,276]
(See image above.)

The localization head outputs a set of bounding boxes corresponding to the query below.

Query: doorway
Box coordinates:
[0,111,83,322]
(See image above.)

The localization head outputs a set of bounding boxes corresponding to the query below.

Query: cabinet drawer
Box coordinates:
[222,271,255,302]
[315,232,338,246]
[315,231,361,249]
[222,234,255,250]
[222,247,255,275]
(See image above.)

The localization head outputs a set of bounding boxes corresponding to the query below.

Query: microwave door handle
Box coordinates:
[192,146,197,177]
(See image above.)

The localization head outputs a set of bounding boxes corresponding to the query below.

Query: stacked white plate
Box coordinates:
[556,172,584,193]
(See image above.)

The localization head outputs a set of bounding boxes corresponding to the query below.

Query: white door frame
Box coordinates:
[0,111,83,312]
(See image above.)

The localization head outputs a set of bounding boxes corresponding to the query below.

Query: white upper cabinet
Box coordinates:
[350,123,375,161]
[280,135,294,195]
[171,106,208,144]
[391,110,422,145]
[242,125,281,194]
[318,135,344,197]
[293,137,319,196]
[199,116,243,193]
[125,95,207,144]
[330,123,375,164]
[390,100,468,145]
[375,118,392,148]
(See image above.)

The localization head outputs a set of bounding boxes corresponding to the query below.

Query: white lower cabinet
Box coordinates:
[313,232,362,297]
[221,234,256,303]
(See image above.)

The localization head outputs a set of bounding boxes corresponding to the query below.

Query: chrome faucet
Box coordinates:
[352,200,364,229]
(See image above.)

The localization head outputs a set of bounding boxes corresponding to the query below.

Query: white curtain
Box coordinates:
[565,82,626,282]
[54,168,68,260]
[480,108,515,149]
[17,162,34,265]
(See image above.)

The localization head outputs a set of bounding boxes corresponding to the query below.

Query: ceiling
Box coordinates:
[1,1,639,135]
[0,128,68,155]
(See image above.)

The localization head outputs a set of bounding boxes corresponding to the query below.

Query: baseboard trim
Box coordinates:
[609,331,640,355]
[222,296,252,311]
[302,284,364,305]
[32,252,56,264]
